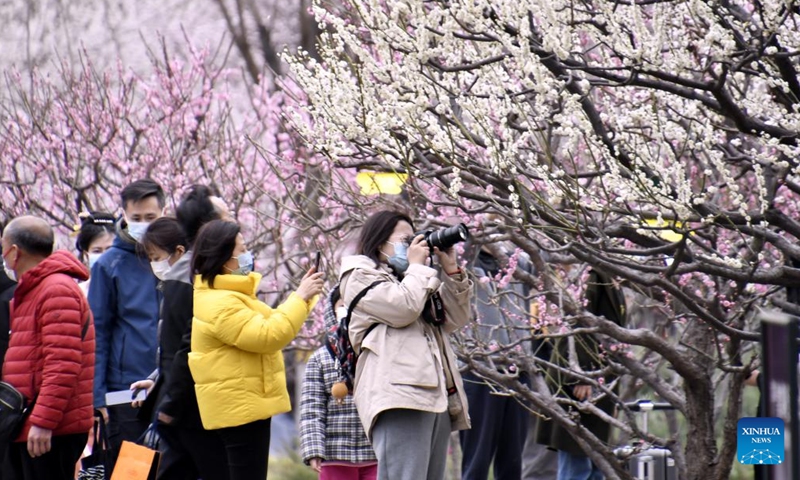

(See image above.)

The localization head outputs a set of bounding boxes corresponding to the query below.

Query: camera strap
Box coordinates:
[423,292,447,326]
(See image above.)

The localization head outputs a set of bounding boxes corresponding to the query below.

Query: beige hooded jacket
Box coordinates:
[339,255,473,439]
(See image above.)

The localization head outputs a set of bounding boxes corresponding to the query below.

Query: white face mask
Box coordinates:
[150,258,171,281]
[335,306,348,321]
[126,221,150,243]
[3,257,16,282]
[88,253,103,270]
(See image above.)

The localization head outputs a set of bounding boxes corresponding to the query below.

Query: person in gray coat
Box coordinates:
[460,244,558,480]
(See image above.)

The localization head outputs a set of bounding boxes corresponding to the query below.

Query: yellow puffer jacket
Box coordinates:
[189,272,316,430]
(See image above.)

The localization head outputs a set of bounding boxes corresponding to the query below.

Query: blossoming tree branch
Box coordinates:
[287,0,800,478]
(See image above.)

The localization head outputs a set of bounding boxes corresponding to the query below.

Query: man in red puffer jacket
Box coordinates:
[1,215,95,480]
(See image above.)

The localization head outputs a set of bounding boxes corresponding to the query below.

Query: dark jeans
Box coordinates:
[107,404,150,467]
[459,371,529,480]
[217,418,271,480]
[156,422,230,480]
[9,433,87,480]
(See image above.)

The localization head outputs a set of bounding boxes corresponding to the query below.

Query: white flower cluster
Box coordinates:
[286,0,800,251]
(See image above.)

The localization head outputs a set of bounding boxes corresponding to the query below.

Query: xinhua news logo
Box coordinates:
[738,417,784,465]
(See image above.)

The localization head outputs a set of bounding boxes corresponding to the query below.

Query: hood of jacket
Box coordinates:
[114,217,140,247]
[15,251,89,301]
[339,255,393,280]
[164,250,193,285]
[110,226,143,257]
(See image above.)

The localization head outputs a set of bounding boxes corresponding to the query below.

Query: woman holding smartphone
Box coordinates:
[339,210,472,480]
[188,219,324,480]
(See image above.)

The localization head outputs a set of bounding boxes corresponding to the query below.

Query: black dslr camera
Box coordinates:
[411,223,470,250]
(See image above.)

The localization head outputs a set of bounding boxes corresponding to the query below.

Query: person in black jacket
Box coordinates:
[1,266,18,480]
[533,269,626,480]
[136,185,231,480]
[0,268,15,364]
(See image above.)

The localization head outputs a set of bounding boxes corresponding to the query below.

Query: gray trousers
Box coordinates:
[372,409,451,480]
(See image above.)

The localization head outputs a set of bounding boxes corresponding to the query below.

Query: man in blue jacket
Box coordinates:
[89,178,165,462]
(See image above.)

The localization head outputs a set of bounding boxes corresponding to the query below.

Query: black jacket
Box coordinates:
[156,252,203,428]
[534,269,626,454]
[0,270,17,366]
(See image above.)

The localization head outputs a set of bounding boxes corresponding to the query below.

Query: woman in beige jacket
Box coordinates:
[339,210,472,480]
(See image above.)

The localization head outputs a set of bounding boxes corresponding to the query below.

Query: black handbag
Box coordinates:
[0,381,33,445]
[78,414,111,480]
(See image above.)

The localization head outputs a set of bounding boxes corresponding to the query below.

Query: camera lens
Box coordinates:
[427,223,470,250]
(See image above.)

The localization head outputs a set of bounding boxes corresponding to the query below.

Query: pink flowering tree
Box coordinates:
[0,41,357,326]
[286,0,800,478]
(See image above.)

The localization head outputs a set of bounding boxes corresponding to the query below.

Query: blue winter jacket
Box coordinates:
[89,234,161,407]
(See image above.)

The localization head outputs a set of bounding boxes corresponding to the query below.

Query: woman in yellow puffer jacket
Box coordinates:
[188,219,324,480]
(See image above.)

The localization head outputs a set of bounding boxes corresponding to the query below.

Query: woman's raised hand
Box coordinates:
[297,269,325,301]
[407,235,430,265]
[433,246,458,273]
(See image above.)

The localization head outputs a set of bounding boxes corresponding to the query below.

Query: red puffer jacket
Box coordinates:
[1,250,95,441]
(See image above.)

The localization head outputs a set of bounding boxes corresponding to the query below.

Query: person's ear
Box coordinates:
[4,245,19,268]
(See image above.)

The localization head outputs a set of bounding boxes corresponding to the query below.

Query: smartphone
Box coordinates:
[105,389,146,406]
[314,251,322,271]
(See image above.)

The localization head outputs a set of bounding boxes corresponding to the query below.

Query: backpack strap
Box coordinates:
[344,280,385,325]
[343,280,385,352]
[325,280,385,363]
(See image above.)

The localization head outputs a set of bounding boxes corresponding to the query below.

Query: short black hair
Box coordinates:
[5,221,54,258]
[357,210,414,266]
[176,185,221,247]
[75,211,116,253]
[142,217,188,255]
[192,219,240,288]
[121,178,166,210]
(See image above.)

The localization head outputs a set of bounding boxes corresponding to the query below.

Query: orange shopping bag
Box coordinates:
[110,441,160,480]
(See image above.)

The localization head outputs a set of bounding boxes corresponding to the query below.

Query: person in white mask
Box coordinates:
[87,178,166,467]
[74,211,116,296]
[141,218,188,282]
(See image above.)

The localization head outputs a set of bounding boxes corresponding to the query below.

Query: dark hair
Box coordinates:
[357,210,414,265]
[121,178,166,210]
[4,221,54,258]
[142,217,188,255]
[75,211,116,253]
[192,219,240,288]
[176,185,221,246]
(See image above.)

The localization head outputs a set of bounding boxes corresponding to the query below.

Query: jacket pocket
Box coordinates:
[388,332,439,388]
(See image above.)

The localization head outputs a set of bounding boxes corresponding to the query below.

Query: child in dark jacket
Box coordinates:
[300,287,377,480]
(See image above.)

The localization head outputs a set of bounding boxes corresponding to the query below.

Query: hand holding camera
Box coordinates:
[434,245,459,273]
[407,235,430,266]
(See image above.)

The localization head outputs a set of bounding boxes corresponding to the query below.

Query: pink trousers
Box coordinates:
[319,463,378,480]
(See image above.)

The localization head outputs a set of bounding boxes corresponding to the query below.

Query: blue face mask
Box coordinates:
[230,251,254,276]
[384,242,409,275]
